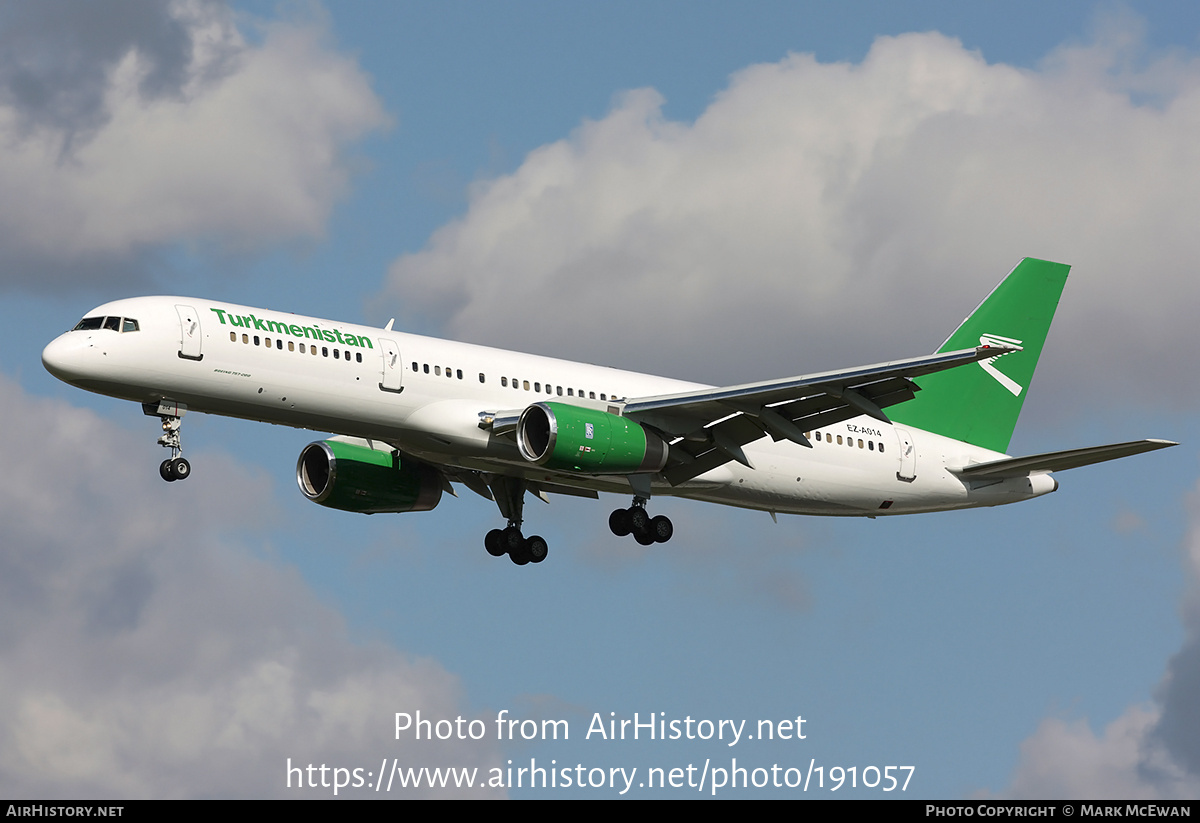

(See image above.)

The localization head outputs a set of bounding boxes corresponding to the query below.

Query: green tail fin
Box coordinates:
[889,258,1070,453]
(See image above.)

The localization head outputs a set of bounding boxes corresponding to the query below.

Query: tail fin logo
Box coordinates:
[979,334,1023,396]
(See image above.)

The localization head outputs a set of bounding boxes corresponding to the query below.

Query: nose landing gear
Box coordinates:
[145,402,190,482]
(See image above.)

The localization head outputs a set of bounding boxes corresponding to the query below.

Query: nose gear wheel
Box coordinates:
[146,403,191,482]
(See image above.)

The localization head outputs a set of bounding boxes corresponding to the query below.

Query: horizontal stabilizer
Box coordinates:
[951,439,1177,479]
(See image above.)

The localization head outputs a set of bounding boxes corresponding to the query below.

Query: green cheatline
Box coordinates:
[889,257,1070,454]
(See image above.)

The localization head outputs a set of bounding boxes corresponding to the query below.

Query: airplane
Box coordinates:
[41,258,1175,566]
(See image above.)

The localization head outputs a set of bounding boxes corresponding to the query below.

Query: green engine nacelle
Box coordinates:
[296,439,443,514]
[516,402,669,474]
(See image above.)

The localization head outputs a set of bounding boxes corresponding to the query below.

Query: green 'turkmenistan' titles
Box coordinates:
[209,307,375,348]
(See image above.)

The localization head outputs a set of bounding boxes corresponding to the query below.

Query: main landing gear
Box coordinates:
[484,526,547,566]
[144,401,191,482]
[609,497,673,545]
[483,476,548,566]
[478,477,672,566]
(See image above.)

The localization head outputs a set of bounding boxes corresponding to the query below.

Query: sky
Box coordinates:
[2,0,1200,798]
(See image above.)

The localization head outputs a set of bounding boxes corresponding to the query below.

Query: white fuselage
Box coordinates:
[41,296,1057,518]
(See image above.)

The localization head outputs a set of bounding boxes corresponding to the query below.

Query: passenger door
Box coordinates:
[175,304,203,360]
[378,338,403,393]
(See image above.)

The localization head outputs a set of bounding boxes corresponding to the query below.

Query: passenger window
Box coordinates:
[288,341,294,352]
[523,381,530,391]
[300,343,306,354]
[412,362,418,371]
[479,373,486,383]
[557,386,563,396]
[567,388,574,397]
[869,441,874,451]
[254,336,260,346]
[230,332,236,342]
[858,439,864,449]
[322,347,328,357]
[277,340,283,350]
[433,365,439,375]
[879,442,885,453]
[243,334,249,344]
[423,364,429,374]
[534,382,541,392]
[446,367,452,378]
[501,377,508,387]
[589,392,595,400]
[356,352,362,363]
[837,435,843,445]
[457,369,463,379]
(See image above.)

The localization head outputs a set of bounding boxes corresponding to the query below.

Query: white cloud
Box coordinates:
[1001,707,1198,800]
[0,1,387,282]
[378,20,1200,415]
[998,478,1200,799]
[0,375,502,797]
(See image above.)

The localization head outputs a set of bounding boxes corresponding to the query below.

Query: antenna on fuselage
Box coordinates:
[384,319,395,331]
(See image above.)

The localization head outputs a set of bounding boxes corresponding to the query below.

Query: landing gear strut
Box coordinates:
[145,402,190,482]
[609,497,672,545]
[482,476,547,566]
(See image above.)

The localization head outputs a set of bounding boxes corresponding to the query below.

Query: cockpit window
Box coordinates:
[72,316,139,332]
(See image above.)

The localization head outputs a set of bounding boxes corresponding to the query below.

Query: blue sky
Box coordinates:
[3,0,1200,798]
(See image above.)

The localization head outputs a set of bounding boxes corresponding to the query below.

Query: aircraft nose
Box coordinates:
[42,333,86,382]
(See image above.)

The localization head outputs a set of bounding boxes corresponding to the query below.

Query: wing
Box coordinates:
[620,344,1019,485]
[949,439,1177,479]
